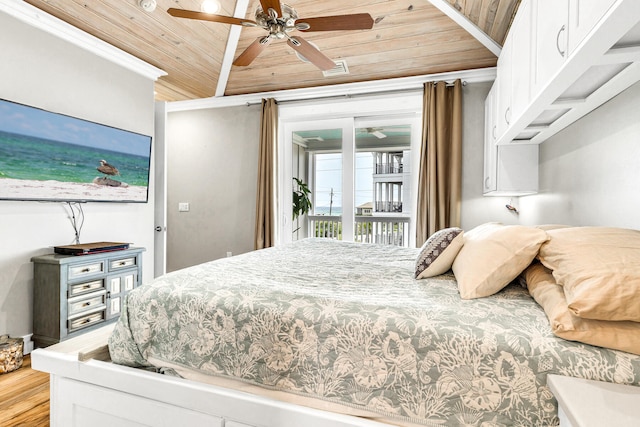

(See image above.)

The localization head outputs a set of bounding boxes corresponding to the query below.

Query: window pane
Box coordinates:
[314,152,342,216]
[355,124,411,246]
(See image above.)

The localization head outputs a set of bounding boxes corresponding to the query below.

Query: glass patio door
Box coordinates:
[281,118,354,244]
[280,115,419,247]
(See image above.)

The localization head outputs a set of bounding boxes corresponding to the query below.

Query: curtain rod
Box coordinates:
[245,80,467,107]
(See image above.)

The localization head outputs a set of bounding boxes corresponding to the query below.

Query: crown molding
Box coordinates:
[167,67,497,112]
[0,0,166,80]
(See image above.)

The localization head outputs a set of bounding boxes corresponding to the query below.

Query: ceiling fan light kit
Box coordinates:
[167,0,374,71]
[200,0,220,15]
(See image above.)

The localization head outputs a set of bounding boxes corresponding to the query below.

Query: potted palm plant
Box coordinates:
[293,177,312,220]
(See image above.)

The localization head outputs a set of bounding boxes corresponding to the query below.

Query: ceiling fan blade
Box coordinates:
[287,36,335,71]
[167,8,257,27]
[296,13,374,31]
[259,0,283,18]
[233,37,272,67]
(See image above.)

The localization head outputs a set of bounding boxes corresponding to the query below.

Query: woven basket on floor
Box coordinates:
[0,335,23,374]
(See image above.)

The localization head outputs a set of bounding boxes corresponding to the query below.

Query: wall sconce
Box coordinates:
[506,198,519,214]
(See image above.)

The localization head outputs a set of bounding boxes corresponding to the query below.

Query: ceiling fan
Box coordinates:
[357,126,410,139]
[167,0,374,71]
[360,127,388,139]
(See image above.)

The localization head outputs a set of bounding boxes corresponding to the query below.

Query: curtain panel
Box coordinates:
[416,80,463,246]
[254,98,278,250]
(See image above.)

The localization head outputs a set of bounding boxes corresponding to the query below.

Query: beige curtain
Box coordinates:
[416,80,463,246]
[254,98,278,250]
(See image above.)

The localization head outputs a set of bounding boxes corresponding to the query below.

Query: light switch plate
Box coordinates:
[178,202,190,212]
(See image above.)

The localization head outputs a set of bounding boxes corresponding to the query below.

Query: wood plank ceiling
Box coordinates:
[22,0,520,102]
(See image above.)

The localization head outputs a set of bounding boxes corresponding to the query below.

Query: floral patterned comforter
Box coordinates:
[109,239,640,426]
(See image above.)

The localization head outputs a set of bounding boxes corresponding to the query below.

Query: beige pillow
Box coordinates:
[526,263,640,355]
[535,224,572,231]
[538,227,640,322]
[452,223,549,299]
[415,228,464,279]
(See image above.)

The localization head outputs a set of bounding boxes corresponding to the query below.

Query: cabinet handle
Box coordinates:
[81,268,90,273]
[556,25,566,57]
[505,107,511,125]
[485,176,490,190]
[492,125,497,140]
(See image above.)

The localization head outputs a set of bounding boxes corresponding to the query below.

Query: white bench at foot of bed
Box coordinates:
[31,325,393,427]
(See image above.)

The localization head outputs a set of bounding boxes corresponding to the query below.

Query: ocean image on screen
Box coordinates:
[0,99,151,202]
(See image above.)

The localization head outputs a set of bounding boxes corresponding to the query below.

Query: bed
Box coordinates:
[33,235,640,427]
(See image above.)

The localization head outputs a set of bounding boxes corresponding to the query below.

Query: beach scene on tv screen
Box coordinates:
[0,99,151,202]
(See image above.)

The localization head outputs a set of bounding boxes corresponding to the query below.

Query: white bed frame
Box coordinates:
[31,325,393,427]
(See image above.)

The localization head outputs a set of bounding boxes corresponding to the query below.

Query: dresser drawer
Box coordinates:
[68,261,104,279]
[68,279,105,298]
[109,256,137,271]
[68,291,107,317]
[68,310,105,332]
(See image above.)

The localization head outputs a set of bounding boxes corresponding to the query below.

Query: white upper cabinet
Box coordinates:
[509,0,533,125]
[484,82,539,196]
[490,0,640,146]
[483,0,640,194]
[533,0,569,98]
[568,0,618,54]
[483,84,497,193]
[495,37,512,140]
[496,0,533,141]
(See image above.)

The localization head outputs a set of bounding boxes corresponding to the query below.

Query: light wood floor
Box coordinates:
[0,354,50,427]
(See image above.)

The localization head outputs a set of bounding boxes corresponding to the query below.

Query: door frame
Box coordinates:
[278,92,422,247]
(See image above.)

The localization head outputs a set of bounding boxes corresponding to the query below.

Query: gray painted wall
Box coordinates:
[166,105,261,272]
[162,77,640,276]
[520,81,640,229]
[164,82,508,264]
[462,80,640,230]
[0,11,156,338]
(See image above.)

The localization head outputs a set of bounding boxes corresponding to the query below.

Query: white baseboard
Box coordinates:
[21,333,34,355]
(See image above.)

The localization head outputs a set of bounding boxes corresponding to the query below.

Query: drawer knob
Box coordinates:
[82,268,90,273]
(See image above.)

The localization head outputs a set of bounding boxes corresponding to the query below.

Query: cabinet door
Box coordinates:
[568,0,617,54]
[483,84,497,194]
[496,144,539,194]
[495,38,512,139]
[510,0,533,124]
[533,0,570,96]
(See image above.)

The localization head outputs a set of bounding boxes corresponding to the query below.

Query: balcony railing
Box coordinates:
[308,215,410,247]
[375,201,402,213]
[309,215,342,239]
[375,163,403,174]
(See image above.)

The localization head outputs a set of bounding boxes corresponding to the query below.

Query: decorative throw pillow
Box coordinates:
[525,263,640,355]
[537,226,640,322]
[415,227,464,279]
[452,222,549,299]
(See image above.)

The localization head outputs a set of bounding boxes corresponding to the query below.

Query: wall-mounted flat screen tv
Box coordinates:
[0,98,152,203]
